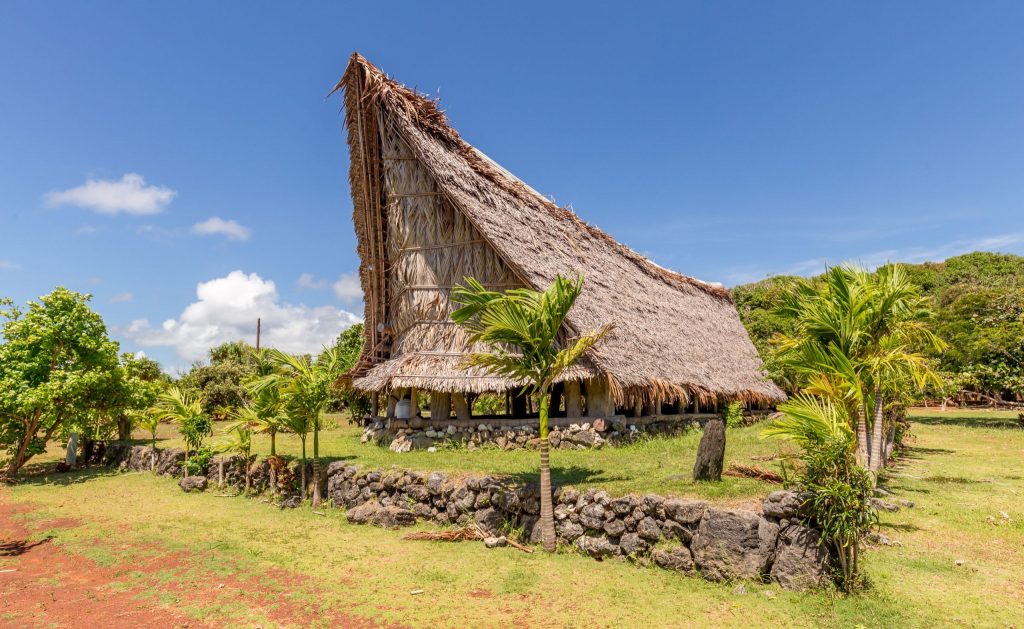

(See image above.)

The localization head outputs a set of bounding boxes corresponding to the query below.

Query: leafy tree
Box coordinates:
[179,341,257,417]
[0,288,119,478]
[452,275,611,552]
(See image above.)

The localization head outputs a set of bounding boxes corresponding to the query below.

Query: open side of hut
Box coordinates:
[335,53,785,429]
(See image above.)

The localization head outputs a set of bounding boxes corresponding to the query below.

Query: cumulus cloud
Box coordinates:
[123,270,361,361]
[297,272,327,290]
[332,272,363,304]
[45,173,176,215]
[110,292,134,303]
[191,217,252,241]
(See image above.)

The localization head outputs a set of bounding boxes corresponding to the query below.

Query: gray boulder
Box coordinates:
[474,507,505,535]
[178,475,207,492]
[575,535,618,559]
[690,509,777,581]
[619,532,649,557]
[652,546,696,575]
[770,524,830,590]
[664,499,708,526]
[557,520,585,542]
[762,491,804,520]
[637,517,663,541]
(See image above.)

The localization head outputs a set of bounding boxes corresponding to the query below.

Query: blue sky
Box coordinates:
[2,1,1023,372]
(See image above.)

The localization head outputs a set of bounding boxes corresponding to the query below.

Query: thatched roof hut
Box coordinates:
[335,53,784,419]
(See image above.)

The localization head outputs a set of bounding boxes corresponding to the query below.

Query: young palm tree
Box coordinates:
[219,412,255,494]
[250,348,343,507]
[452,275,611,552]
[151,386,209,478]
[775,264,945,473]
[243,352,286,494]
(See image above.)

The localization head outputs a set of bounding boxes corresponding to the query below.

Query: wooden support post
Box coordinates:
[586,378,615,418]
[430,392,451,421]
[453,393,470,422]
[565,381,581,418]
[387,392,398,419]
[370,393,379,418]
[633,397,643,418]
[410,388,418,415]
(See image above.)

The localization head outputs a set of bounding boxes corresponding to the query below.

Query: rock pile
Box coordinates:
[105,444,830,590]
[362,417,709,453]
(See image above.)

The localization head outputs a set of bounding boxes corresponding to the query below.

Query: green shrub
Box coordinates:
[184,446,213,477]
[722,401,745,428]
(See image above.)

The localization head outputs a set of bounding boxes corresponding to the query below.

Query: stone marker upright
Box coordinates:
[692,419,726,481]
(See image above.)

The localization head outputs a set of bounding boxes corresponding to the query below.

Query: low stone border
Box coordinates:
[362,415,734,452]
[104,443,830,591]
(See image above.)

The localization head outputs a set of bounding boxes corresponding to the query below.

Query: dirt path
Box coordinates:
[0,491,394,628]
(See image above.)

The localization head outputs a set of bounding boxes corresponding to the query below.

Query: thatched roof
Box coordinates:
[335,53,785,405]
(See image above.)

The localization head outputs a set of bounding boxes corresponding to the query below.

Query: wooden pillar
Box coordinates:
[410,388,418,416]
[633,397,643,418]
[586,377,615,418]
[453,392,470,422]
[386,393,398,419]
[430,391,451,421]
[565,381,581,418]
[371,393,379,418]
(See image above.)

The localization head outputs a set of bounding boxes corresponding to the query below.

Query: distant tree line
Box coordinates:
[734,252,1024,406]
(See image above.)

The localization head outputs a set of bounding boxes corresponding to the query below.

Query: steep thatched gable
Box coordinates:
[336,53,784,405]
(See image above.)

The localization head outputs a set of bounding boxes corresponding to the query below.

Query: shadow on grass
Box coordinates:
[911,415,1021,430]
[12,465,122,487]
[507,465,629,487]
[0,536,52,557]
[879,521,923,533]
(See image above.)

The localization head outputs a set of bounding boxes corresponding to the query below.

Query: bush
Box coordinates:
[797,437,876,591]
[184,446,213,477]
[721,401,744,428]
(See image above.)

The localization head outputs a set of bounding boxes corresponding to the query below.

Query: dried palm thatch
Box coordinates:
[723,463,784,484]
[334,53,786,406]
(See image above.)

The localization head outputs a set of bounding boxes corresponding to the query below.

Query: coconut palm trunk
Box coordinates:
[537,392,557,552]
[312,417,322,507]
[855,404,869,468]
[269,430,278,496]
[299,435,307,499]
[869,385,885,472]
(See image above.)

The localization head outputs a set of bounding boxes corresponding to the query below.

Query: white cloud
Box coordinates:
[110,292,134,303]
[332,272,363,304]
[75,225,99,236]
[191,217,251,242]
[297,272,327,290]
[0,260,19,270]
[123,270,362,361]
[45,173,176,215]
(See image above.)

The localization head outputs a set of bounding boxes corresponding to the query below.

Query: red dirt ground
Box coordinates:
[0,491,398,628]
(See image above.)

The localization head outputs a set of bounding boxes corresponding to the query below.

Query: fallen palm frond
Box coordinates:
[403,526,484,542]
[723,463,784,484]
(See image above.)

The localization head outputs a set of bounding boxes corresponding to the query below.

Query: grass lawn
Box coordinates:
[119,416,789,503]
[3,410,1023,627]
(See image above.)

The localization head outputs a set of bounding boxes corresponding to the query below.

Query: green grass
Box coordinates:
[9,409,1023,627]
[122,415,785,502]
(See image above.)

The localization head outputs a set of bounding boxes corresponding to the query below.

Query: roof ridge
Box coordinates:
[340,53,732,302]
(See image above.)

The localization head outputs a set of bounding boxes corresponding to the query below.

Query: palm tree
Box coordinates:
[775,265,945,473]
[452,275,611,552]
[219,411,255,494]
[134,408,162,470]
[250,348,344,507]
[151,386,210,478]
[243,350,285,494]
